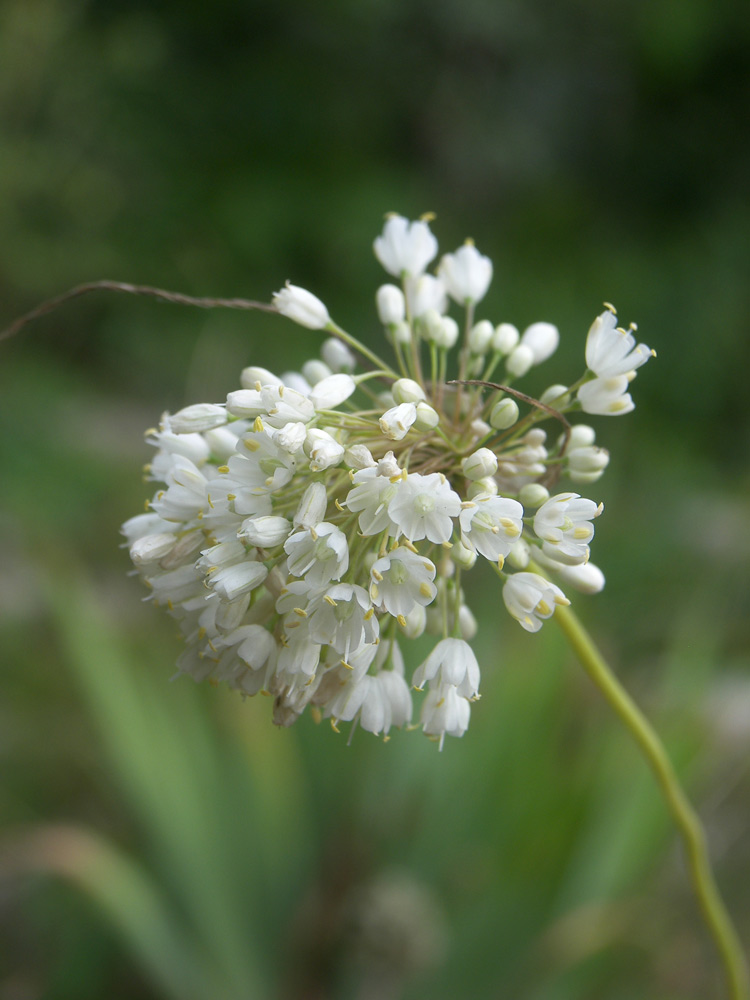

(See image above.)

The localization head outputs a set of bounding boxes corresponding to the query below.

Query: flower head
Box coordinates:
[125,214,652,745]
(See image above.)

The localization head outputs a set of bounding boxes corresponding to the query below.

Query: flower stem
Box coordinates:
[554,602,749,1000]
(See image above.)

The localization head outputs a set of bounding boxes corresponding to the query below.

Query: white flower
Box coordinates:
[207,561,268,602]
[412,638,480,699]
[293,481,328,529]
[321,337,356,373]
[373,214,438,277]
[533,492,603,565]
[438,242,493,304]
[150,456,209,522]
[307,583,379,662]
[421,683,471,748]
[577,375,635,416]
[260,385,315,428]
[520,322,559,365]
[238,514,292,547]
[388,472,461,544]
[379,402,417,441]
[370,546,437,618]
[304,428,345,471]
[461,448,498,481]
[167,403,228,434]
[404,274,447,318]
[459,494,524,563]
[309,373,356,411]
[272,282,331,329]
[503,572,569,632]
[284,522,349,586]
[391,378,426,404]
[345,467,401,536]
[506,344,535,377]
[272,420,307,453]
[376,284,406,325]
[585,309,653,377]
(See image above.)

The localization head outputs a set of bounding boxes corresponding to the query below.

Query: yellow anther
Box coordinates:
[244,438,260,452]
[372,569,383,582]
[310,527,318,541]
[573,526,591,539]
[341,660,353,671]
[441,540,453,549]
[330,719,340,734]
[335,498,345,512]
[603,301,616,313]
[364,608,374,620]
[217,465,230,474]
[324,595,337,607]
[206,494,214,509]
[310,706,322,725]
[166,599,174,611]
[293,607,307,617]
[420,211,436,223]
[461,501,476,509]
[419,582,433,599]
[397,614,407,628]
[537,600,551,616]
[253,416,265,432]
[497,555,504,571]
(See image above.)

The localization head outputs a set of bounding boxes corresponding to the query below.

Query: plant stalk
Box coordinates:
[554,602,749,1000]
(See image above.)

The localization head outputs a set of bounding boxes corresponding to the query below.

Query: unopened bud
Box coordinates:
[468,319,494,354]
[520,322,559,364]
[452,540,477,570]
[413,401,440,431]
[294,482,327,528]
[540,384,570,407]
[302,359,332,386]
[392,378,426,404]
[344,444,376,469]
[467,477,498,499]
[168,403,227,434]
[240,366,282,388]
[492,322,519,354]
[376,284,406,325]
[239,515,292,547]
[506,344,534,377]
[507,538,530,569]
[462,447,498,480]
[321,337,355,373]
[399,604,426,639]
[489,397,519,430]
[518,483,549,508]
[309,373,356,410]
[273,282,331,330]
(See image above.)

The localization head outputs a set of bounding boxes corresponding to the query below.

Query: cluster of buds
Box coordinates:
[123,214,653,748]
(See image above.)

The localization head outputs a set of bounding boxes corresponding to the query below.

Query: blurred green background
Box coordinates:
[1,1,749,997]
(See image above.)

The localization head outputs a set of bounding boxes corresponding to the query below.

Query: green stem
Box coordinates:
[553,602,749,1000]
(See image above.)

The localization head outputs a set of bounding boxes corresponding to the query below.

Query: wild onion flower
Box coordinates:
[122,213,654,748]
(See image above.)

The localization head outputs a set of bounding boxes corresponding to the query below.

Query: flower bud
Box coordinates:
[520,322,559,364]
[273,282,331,329]
[507,538,530,569]
[129,533,177,566]
[391,320,412,345]
[489,397,519,430]
[392,378,426,404]
[273,421,307,453]
[468,319,494,354]
[321,337,355,372]
[452,540,477,570]
[492,322,519,354]
[467,476,498,499]
[240,366,282,389]
[540,384,570,407]
[462,447,498,480]
[309,373,356,410]
[376,284,406,325]
[567,424,596,449]
[568,446,610,476]
[435,316,459,349]
[302,359,332,386]
[379,402,417,441]
[239,515,292,547]
[413,401,440,431]
[458,604,478,640]
[344,444,376,469]
[506,344,534,377]
[304,428,345,471]
[399,604,426,639]
[555,561,605,594]
[226,389,264,418]
[168,403,227,434]
[518,483,550,508]
[293,482,328,529]
[204,426,241,461]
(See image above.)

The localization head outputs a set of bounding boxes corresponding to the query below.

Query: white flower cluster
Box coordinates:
[123,213,654,748]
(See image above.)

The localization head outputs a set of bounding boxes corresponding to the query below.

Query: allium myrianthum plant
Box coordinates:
[122,213,654,748]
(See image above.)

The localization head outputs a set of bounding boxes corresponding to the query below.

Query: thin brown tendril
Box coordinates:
[0,280,277,343]
[448,379,572,486]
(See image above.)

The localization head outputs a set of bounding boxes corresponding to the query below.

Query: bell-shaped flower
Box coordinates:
[438,242,493,304]
[503,572,569,632]
[577,375,635,416]
[585,309,653,378]
[373,214,438,277]
[412,637,480,699]
[533,492,603,565]
[273,282,331,329]
[284,522,349,587]
[370,546,437,618]
[459,494,524,563]
[388,472,461,544]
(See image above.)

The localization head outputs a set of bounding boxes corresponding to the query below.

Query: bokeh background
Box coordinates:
[2,1,750,997]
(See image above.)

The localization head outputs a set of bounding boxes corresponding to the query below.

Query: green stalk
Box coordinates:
[553,602,749,1000]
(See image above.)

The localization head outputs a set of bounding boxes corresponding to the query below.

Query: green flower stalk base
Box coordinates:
[554,603,749,1000]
